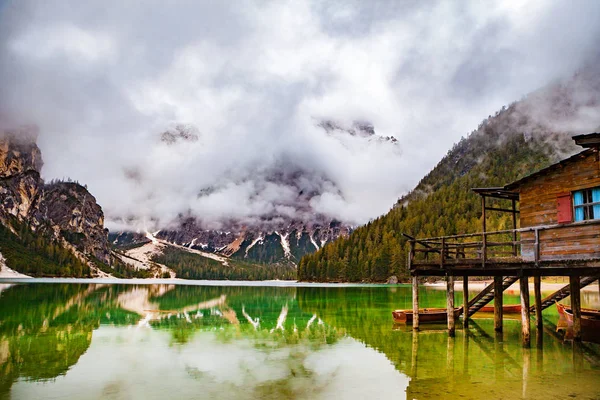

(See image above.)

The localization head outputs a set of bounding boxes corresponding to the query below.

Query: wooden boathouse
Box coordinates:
[408,133,600,345]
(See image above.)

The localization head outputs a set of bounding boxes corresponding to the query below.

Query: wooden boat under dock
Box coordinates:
[392,307,463,324]
[478,304,521,313]
[555,302,600,330]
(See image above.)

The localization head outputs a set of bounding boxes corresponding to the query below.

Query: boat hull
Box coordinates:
[478,304,521,313]
[392,308,462,324]
[555,303,600,330]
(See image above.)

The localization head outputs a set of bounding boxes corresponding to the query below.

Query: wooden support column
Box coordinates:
[512,199,518,256]
[463,276,469,328]
[520,275,531,347]
[534,275,543,331]
[494,276,503,332]
[570,274,582,341]
[447,274,455,337]
[481,196,487,267]
[412,275,419,331]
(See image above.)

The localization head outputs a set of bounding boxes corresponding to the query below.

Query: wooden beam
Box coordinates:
[463,276,469,328]
[447,274,455,337]
[484,206,520,213]
[534,275,542,331]
[570,274,581,341]
[412,275,419,331]
[494,276,503,332]
[520,275,531,347]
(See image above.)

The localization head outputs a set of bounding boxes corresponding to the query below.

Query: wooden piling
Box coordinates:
[570,274,581,341]
[447,274,455,337]
[494,276,503,332]
[534,275,543,331]
[463,276,469,328]
[412,275,419,330]
[520,275,531,347]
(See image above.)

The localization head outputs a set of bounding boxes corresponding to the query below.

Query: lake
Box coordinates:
[1,281,599,399]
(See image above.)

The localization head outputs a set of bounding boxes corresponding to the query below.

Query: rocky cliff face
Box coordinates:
[0,128,43,221]
[33,182,111,264]
[0,129,112,267]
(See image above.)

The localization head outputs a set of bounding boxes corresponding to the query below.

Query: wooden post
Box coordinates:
[570,274,581,341]
[447,274,455,337]
[440,237,445,269]
[494,276,503,332]
[463,276,469,328]
[534,229,540,266]
[512,198,518,256]
[534,275,543,331]
[408,240,415,270]
[412,274,419,331]
[520,275,531,347]
[481,196,487,267]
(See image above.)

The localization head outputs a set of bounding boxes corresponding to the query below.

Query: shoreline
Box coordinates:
[0,277,391,288]
[0,276,597,292]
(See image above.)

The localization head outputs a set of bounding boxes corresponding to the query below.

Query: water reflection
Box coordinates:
[297,285,600,400]
[0,283,599,399]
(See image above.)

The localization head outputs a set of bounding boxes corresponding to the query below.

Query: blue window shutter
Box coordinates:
[592,187,600,220]
[573,191,584,221]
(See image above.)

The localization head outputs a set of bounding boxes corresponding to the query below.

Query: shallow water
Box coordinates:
[0,281,599,399]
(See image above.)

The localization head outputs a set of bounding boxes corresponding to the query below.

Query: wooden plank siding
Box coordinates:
[518,150,600,261]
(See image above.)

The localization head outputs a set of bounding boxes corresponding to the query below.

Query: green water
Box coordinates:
[0,282,599,400]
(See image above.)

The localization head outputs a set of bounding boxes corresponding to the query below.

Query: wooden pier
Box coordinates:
[408,133,600,345]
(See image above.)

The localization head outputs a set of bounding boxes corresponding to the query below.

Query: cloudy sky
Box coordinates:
[1,0,599,230]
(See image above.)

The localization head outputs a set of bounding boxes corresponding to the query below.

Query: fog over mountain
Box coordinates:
[1,0,600,231]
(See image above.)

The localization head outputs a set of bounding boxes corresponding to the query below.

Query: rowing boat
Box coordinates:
[555,302,600,329]
[478,304,521,313]
[392,307,463,324]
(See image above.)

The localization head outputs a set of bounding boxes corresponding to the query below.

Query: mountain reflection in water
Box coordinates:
[0,283,599,399]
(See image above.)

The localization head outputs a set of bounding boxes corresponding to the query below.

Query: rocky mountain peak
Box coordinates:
[0,127,43,178]
[160,124,200,145]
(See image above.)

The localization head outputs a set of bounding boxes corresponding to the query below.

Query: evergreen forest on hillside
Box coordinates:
[0,218,151,278]
[0,220,91,277]
[298,105,577,282]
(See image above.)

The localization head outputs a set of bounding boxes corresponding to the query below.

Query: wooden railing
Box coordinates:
[407,219,600,270]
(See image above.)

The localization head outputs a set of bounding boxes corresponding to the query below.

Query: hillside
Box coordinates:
[298,67,599,282]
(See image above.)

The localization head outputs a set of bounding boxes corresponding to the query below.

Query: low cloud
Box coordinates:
[1,0,599,230]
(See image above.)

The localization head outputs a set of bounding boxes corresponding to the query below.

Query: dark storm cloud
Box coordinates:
[0,0,599,230]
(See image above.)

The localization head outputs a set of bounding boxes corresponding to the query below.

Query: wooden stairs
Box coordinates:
[529,274,600,313]
[465,276,519,317]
